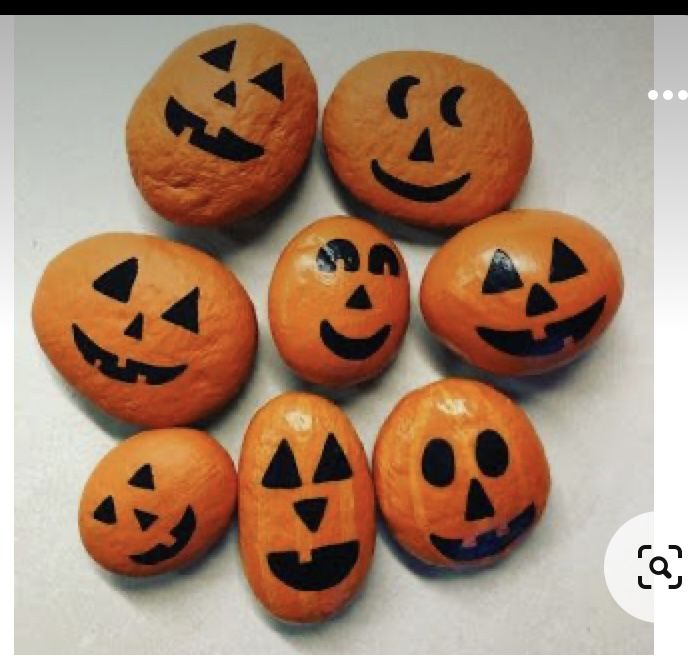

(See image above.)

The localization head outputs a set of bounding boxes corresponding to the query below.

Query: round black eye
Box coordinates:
[316,239,360,273]
[440,85,464,127]
[475,430,509,477]
[387,75,420,119]
[422,438,455,487]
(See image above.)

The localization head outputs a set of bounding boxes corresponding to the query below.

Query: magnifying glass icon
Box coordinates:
[649,556,672,578]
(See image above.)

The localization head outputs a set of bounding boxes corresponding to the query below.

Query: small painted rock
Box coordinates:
[269,216,410,387]
[374,378,550,568]
[127,24,318,226]
[32,232,257,427]
[420,209,624,376]
[79,428,236,576]
[239,392,375,623]
[323,51,532,229]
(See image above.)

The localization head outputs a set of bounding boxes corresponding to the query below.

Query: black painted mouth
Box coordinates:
[476,297,606,357]
[370,159,471,203]
[165,96,264,162]
[129,506,197,566]
[267,540,360,591]
[430,503,536,562]
[320,320,391,361]
[72,324,187,385]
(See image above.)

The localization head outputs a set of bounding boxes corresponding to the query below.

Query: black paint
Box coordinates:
[549,238,587,282]
[93,495,116,525]
[200,40,236,72]
[262,439,302,489]
[408,128,434,162]
[320,320,391,360]
[421,438,455,487]
[346,285,372,310]
[161,287,199,334]
[464,478,495,521]
[313,433,353,483]
[134,508,158,532]
[124,313,144,341]
[293,497,328,533]
[440,85,464,127]
[267,540,359,591]
[129,506,196,566]
[482,249,523,294]
[368,244,400,277]
[249,63,284,101]
[475,430,509,477]
[316,239,360,273]
[93,258,138,303]
[128,464,155,490]
[214,80,237,107]
[525,283,558,317]
[387,75,420,119]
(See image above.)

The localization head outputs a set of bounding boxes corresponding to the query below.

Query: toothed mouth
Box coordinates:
[129,506,196,566]
[72,324,187,385]
[320,320,391,361]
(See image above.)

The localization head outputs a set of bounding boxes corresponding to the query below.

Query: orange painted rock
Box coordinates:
[374,378,550,568]
[420,209,624,376]
[323,51,531,229]
[269,216,410,387]
[239,392,375,623]
[127,24,318,226]
[32,233,257,427]
[79,428,236,576]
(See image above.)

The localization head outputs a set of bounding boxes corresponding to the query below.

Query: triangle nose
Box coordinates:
[293,497,328,532]
[124,312,144,340]
[526,283,558,317]
[133,508,158,532]
[465,478,495,521]
[409,127,434,162]
[214,80,237,107]
[346,284,373,310]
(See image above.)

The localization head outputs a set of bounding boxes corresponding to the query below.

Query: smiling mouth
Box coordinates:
[476,296,606,357]
[430,503,536,562]
[165,96,264,162]
[72,324,187,385]
[370,159,471,203]
[129,506,197,566]
[320,320,391,361]
[267,540,360,591]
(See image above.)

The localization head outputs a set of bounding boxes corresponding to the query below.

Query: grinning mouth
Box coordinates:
[267,540,360,591]
[165,96,264,162]
[320,320,391,361]
[72,324,187,385]
[430,503,536,562]
[129,506,197,566]
[370,159,471,203]
[476,296,606,357]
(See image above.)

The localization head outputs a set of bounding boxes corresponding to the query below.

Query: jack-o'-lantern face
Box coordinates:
[420,210,624,376]
[239,393,375,623]
[269,216,410,387]
[374,379,550,568]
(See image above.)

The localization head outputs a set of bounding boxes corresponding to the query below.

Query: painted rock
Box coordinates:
[239,392,375,623]
[32,232,257,427]
[374,378,550,568]
[323,51,531,229]
[420,209,624,376]
[127,24,318,226]
[269,215,410,387]
[79,428,236,576]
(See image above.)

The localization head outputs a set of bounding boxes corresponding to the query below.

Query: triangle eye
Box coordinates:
[161,288,199,334]
[262,439,302,489]
[549,238,587,282]
[93,258,138,303]
[200,40,236,71]
[93,495,117,525]
[313,433,353,483]
[128,464,155,490]
[482,249,523,294]
[249,63,284,101]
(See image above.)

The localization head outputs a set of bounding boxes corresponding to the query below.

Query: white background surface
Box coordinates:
[15,15,653,655]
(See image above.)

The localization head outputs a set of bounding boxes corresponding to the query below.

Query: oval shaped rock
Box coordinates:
[420,209,624,376]
[32,232,257,426]
[239,392,375,623]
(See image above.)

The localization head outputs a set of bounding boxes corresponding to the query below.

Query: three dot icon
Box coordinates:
[648,89,688,100]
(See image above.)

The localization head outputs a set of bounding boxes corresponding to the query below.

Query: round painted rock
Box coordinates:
[239,392,375,623]
[127,24,318,226]
[269,215,410,387]
[323,51,532,229]
[79,428,237,576]
[373,378,550,568]
[32,232,257,427]
[420,209,624,376]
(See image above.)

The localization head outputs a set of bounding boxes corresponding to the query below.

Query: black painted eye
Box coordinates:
[387,75,420,119]
[249,63,284,101]
[128,464,155,490]
[482,249,523,294]
[475,430,509,477]
[93,258,138,303]
[422,438,455,487]
[440,85,464,127]
[549,238,587,283]
[161,287,199,334]
[316,239,360,273]
[313,433,353,483]
[200,40,236,72]
[262,439,302,489]
[368,244,400,276]
[93,495,117,525]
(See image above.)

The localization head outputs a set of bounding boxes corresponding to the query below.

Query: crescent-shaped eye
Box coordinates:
[387,75,420,119]
[440,85,465,127]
